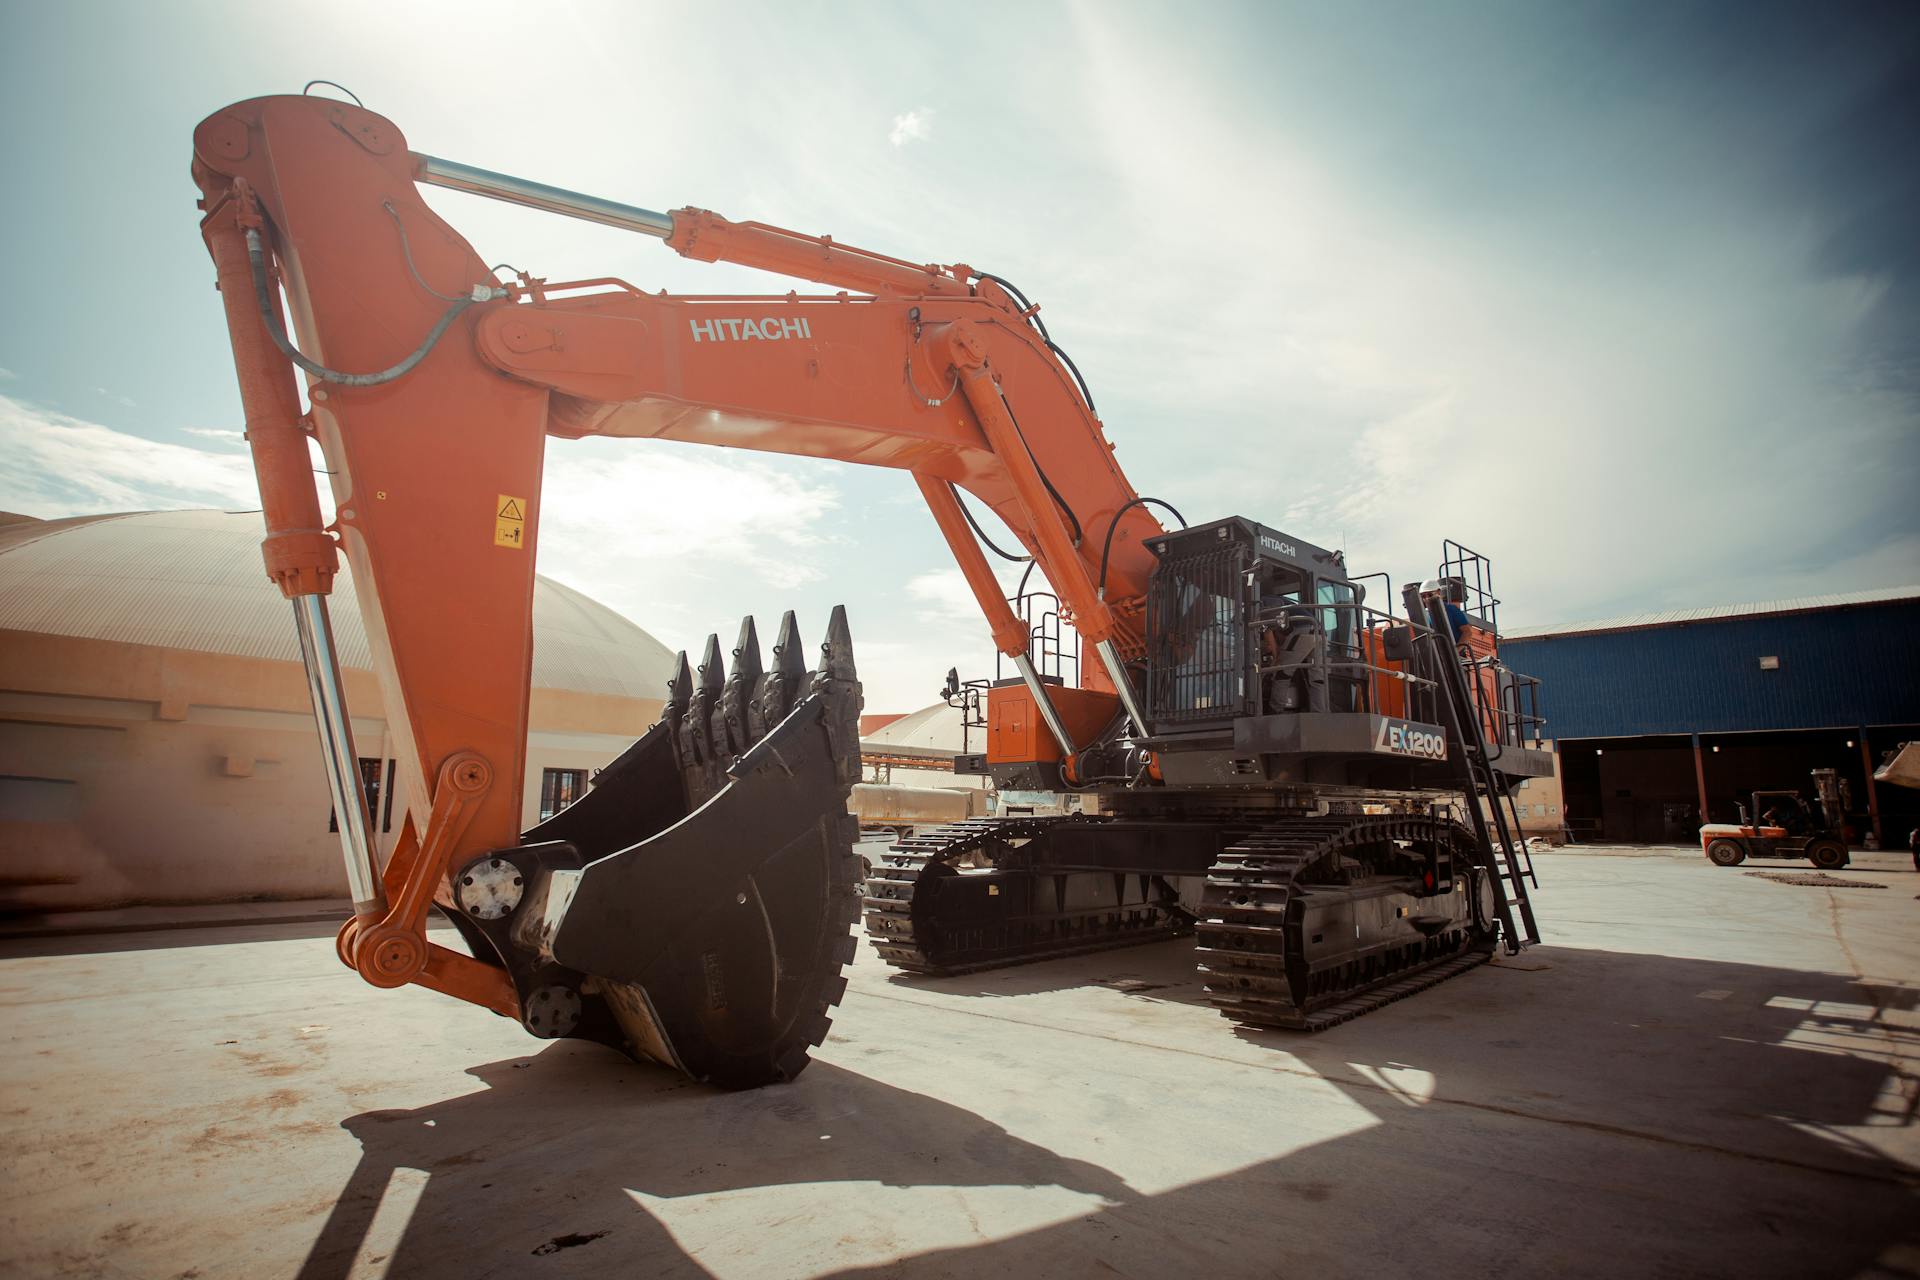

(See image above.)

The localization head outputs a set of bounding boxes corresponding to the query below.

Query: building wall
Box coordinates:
[1506,745,1566,837]
[0,629,661,909]
[1503,600,1920,739]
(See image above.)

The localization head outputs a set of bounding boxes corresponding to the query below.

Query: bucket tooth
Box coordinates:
[663,651,694,769]
[680,633,726,805]
[697,632,725,696]
[665,650,693,722]
[721,616,765,756]
[812,604,863,789]
[753,609,807,741]
[818,603,857,686]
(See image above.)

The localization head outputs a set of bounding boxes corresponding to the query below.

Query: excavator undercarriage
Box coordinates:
[864,805,1505,1032]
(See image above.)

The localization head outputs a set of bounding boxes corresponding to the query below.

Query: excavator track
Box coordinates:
[1197,814,1494,1031]
[863,817,1189,975]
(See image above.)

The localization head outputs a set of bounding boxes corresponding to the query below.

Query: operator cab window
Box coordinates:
[1255,563,1306,611]
[1315,579,1360,711]
[1315,579,1357,652]
[1165,577,1242,711]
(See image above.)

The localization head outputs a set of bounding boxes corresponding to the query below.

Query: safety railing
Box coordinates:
[1457,651,1547,755]
[946,677,990,758]
[995,590,1079,688]
[1439,538,1501,633]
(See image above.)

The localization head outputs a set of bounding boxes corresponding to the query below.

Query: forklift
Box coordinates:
[1699,769,1852,870]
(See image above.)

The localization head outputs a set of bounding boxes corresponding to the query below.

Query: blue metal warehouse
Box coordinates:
[1501,587,1920,846]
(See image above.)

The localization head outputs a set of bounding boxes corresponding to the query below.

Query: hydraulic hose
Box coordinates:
[954,486,1032,563]
[1097,496,1188,599]
[245,228,475,387]
[976,270,1098,414]
[996,395,1083,547]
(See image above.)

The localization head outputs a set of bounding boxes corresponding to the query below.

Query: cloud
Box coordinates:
[93,386,137,409]
[888,108,933,148]
[0,368,16,381]
[906,569,981,624]
[533,436,845,652]
[905,561,1031,626]
[182,427,246,447]
[0,394,256,516]
[1054,7,1920,630]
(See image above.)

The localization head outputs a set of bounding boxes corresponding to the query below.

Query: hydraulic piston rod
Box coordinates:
[292,594,386,919]
[1094,639,1151,739]
[413,153,675,238]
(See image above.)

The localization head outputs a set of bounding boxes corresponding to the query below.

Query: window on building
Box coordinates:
[540,767,589,821]
[329,758,392,834]
[381,759,397,833]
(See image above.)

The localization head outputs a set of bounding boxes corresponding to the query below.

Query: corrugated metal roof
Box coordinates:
[0,510,675,699]
[1504,584,1920,640]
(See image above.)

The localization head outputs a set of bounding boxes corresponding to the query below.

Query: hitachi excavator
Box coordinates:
[191,91,1551,1088]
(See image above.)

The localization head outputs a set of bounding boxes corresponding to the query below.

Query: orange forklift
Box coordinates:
[1699,769,1852,870]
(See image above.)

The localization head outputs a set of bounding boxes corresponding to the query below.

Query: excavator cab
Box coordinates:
[1145,516,1355,729]
[1133,518,1559,789]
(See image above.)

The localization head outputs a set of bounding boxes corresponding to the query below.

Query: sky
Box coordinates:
[1,0,1916,713]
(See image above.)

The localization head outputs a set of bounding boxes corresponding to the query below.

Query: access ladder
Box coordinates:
[1404,584,1541,952]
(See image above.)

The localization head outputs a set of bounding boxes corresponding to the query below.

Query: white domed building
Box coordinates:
[0,509,676,910]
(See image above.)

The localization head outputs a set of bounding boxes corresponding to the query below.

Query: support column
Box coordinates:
[1860,729,1883,846]
[1691,732,1711,826]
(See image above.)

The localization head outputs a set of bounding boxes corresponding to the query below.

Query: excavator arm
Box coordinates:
[190,94,1165,1084]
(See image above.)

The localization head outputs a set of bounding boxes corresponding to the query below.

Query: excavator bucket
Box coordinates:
[457,608,863,1089]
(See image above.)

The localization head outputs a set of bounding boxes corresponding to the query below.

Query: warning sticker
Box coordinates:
[494,494,528,549]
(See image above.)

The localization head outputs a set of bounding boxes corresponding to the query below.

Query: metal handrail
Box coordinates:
[994,590,1080,688]
[1457,651,1547,748]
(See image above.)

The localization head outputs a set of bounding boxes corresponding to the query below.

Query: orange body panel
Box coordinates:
[1362,626,1408,720]
[988,684,1121,765]
[1698,824,1789,850]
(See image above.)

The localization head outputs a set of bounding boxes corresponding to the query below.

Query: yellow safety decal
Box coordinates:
[494,494,528,549]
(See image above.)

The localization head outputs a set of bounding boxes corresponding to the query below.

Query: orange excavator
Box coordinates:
[191,91,1551,1088]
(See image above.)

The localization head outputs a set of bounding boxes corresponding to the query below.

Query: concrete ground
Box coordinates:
[2,847,1916,1279]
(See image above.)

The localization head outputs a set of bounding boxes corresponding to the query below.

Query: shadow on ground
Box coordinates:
[298,947,1920,1279]
[0,915,353,958]
[882,934,1215,1007]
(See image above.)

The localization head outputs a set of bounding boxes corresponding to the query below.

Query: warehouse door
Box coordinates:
[1558,736,1698,844]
